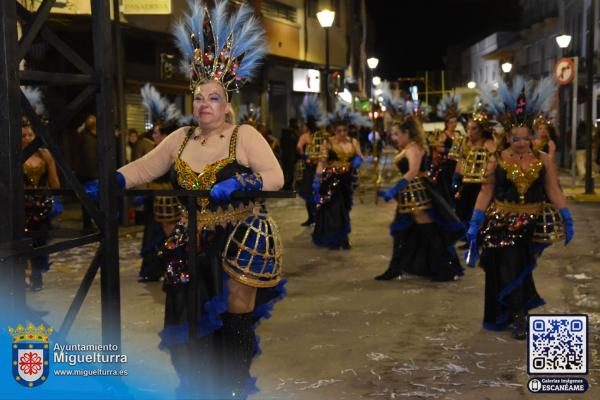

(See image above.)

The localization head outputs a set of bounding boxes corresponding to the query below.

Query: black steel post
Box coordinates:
[325,27,330,112]
[0,0,26,318]
[585,0,596,194]
[91,0,121,346]
[112,0,127,224]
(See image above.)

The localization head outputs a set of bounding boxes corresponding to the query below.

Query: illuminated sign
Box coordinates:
[122,0,172,15]
[293,69,321,93]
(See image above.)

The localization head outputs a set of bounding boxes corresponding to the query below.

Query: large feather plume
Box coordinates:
[479,75,557,129]
[173,0,267,88]
[437,92,461,119]
[324,104,371,128]
[21,86,45,116]
[140,83,181,125]
[300,94,324,125]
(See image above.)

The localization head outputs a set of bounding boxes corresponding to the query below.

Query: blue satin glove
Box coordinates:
[210,173,263,202]
[84,172,126,202]
[312,173,322,204]
[351,155,363,169]
[51,197,64,217]
[559,207,574,245]
[465,209,485,267]
[378,178,409,202]
[451,172,463,194]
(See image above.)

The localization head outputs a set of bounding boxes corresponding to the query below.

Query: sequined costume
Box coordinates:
[23,157,54,287]
[455,142,491,224]
[478,153,549,330]
[119,125,285,398]
[375,148,464,281]
[312,144,356,248]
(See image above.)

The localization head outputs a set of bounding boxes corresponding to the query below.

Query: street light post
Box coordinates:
[317,9,335,112]
[556,33,580,188]
[584,0,596,194]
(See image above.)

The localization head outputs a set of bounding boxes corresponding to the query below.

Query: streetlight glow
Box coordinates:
[467,81,476,89]
[556,34,572,49]
[367,57,379,69]
[501,62,513,73]
[372,76,381,86]
[316,9,335,28]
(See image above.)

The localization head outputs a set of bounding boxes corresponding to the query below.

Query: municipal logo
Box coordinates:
[9,323,53,388]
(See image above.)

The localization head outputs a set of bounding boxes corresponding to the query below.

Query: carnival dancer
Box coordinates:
[452,110,496,242]
[467,76,572,339]
[296,94,325,226]
[137,83,184,282]
[532,114,558,160]
[312,106,367,249]
[374,117,464,281]
[21,87,61,291]
[86,1,285,397]
[431,93,462,202]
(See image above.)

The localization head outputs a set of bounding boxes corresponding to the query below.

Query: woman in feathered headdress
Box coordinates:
[427,93,462,203]
[373,115,464,282]
[466,75,573,339]
[451,101,496,238]
[312,105,365,249]
[137,83,184,283]
[296,93,325,225]
[89,2,286,397]
[532,114,558,160]
[21,86,61,291]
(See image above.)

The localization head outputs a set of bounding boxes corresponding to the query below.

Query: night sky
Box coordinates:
[365,0,522,80]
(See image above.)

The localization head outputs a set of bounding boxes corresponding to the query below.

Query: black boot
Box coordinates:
[512,311,528,340]
[301,202,315,226]
[221,312,257,399]
[375,232,404,280]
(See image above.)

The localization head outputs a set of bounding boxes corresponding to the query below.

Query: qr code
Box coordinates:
[528,315,587,374]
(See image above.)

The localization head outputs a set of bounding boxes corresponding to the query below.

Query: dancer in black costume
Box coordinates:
[374,118,464,281]
[21,87,61,291]
[296,94,326,226]
[468,76,573,340]
[86,2,285,398]
[312,118,363,249]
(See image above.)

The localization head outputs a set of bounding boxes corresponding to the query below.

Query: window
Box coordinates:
[261,0,297,23]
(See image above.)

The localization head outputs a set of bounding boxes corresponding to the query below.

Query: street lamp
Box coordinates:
[317,9,335,112]
[467,81,476,89]
[501,62,513,73]
[367,57,379,70]
[372,76,381,87]
[556,34,572,48]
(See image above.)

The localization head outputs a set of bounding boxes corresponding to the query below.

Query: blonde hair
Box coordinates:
[393,119,429,155]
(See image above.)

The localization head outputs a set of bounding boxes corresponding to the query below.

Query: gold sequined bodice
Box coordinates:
[174,125,239,211]
[497,155,544,204]
[23,160,47,188]
[327,140,355,169]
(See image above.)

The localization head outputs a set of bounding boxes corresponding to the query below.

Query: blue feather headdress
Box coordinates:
[21,86,46,126]
[479,75,556,130]
[178,114,198,127]
[237,103,261,126]
[300,94,324,128]
[437,92,461,120]
[140,83,182,127]
[173,0,267,94]
[324,104,371,129]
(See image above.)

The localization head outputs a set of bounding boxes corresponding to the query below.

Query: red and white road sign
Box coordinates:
[554,57,576,85]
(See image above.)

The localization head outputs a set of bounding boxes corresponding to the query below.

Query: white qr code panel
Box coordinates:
[528,315,587,375]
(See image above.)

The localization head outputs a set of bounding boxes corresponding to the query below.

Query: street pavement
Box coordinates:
[27,187,599,399]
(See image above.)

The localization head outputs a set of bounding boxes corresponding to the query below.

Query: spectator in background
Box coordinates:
[280,118,299,190]
[126,128,155,163]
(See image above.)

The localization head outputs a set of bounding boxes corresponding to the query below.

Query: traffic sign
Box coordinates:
[555,58,576,85]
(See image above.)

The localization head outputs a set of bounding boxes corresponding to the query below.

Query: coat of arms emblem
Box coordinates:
[9,323,53,387]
